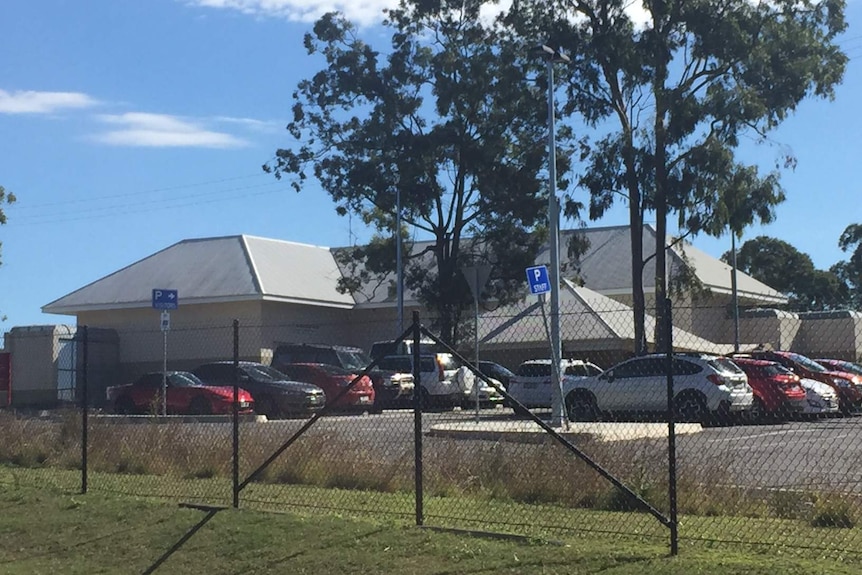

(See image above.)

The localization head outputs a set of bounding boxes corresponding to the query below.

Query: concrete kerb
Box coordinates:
[88,413,265,425]
[427,420,703,444]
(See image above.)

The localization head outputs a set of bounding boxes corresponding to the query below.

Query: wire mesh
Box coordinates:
[2,300,862,554]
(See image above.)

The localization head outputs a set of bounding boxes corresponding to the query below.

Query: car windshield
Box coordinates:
[317,364,354,376]
[764,364,795,377]
[245,365,289,381]
[708,357,745,375]
[480,362,514,378]
[336,349,371,371]
[786,353,828,373]
[824,359,862,375]
[171,372,205,387]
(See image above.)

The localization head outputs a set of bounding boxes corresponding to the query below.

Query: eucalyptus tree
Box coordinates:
[723,235,847,311]
[833,224,862,308]
[265,1,579,344]
[506,0,847,352]
[0,184,15,321]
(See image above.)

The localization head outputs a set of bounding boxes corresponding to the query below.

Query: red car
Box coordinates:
[275,363,375,410]
[107,371,254,415]
[728,357,807,421]
[816,358,862,378]
[730,350,862,414]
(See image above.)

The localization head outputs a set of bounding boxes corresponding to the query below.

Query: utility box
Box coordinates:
[3,325,120,408]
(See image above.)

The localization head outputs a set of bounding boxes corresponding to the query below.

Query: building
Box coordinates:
[3,224,852,407]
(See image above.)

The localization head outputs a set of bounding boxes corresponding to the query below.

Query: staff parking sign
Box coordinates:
[525,265,551,295]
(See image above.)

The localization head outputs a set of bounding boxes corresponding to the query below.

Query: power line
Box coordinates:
[7,185,286,227]
[12,172,272,210]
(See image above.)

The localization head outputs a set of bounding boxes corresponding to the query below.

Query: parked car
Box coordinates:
[107,371,254,416]
[562,353,753,424]
[797,377,841,417]
[477,361,515,390]
[376,353,503,409]
[815,358,862,377]
[192,361,325,419]
[727,357,807,421]
[275,363,375,410]
[730,350,862,414]
[271,343,413,408]
[369,339,441,360]
[508,359,603,410]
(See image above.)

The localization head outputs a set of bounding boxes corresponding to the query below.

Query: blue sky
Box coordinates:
[1,0,861,333]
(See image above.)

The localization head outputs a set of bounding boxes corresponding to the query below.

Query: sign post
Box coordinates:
[152,290,179,417]
[526,265,564,427]
[462,264,493,423]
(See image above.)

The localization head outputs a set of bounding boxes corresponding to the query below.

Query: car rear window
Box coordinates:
[565,364,602,377]
[708,358,745,375]
[517,364,551,377]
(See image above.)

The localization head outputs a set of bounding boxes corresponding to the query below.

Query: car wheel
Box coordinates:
[255,396,278,419]
[566,391,598,422]
[748,397,766,424]
[674,393,708,424]
[418,388,432,411]
[115,396,136,415]
[188,397,211,416]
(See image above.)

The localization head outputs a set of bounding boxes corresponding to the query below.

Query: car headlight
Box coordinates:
[832,378,852,388]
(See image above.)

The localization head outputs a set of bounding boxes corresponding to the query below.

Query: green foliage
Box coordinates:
[0,184,15,321]
[266,4,574,344]
[810,496,856,528]
[834,223,862,308]
[723,236,848,311]
[507,0,847,351]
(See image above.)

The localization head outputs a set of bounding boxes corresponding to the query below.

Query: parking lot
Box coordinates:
[242,406,862,494]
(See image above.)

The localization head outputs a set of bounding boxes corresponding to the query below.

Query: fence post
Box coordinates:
[664,298,678,555]
[80,325,89,495]
[412,311,424,526]
[232,319,240,509]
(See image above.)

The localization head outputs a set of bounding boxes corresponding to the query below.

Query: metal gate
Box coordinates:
[0,352,10,407]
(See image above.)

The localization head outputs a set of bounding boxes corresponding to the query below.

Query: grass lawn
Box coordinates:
[1,479,862,574]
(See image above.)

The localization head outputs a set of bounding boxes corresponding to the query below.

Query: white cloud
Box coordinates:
[93,112,248,148]
[0,89,98,114]
[214,115,281,133]
[186,0,396,27]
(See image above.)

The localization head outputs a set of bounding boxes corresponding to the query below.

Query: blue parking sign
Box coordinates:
[525,266,550,295]
[152,289,179,310]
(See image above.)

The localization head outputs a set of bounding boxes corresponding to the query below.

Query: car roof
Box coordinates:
[199,361,264,366]
[519,358,594,365]
[727,357,773,366]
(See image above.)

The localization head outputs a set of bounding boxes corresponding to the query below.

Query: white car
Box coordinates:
[798,377,840,416]
[562,353,754,424]
[376,353,502,409]
[508,359,603,410]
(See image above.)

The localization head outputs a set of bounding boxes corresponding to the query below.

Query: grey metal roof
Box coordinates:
[339,224,787,307]
[43,235,354,314]
[479,279,733,353]
[43,224,786,316]
[549,225,786,304]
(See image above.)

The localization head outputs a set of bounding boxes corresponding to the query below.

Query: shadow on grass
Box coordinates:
[141,504,225,575]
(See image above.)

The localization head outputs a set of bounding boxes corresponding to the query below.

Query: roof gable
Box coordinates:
[43,235,354,314]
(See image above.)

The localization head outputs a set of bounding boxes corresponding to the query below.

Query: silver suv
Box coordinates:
[508,359,603,409]
[562,353,753,424]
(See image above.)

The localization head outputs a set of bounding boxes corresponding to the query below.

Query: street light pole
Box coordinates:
[731,233,740,352]
[537,44,569,428]
[396,184,404,337]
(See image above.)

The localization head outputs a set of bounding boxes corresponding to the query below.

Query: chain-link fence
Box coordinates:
[2,299,862,555]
